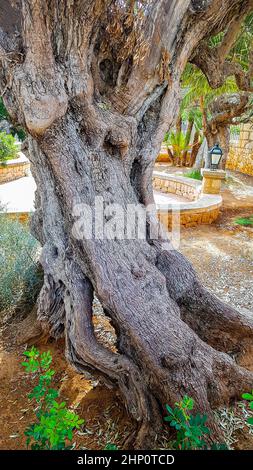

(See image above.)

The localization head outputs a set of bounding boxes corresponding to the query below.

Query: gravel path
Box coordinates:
[180,226,253,313]
[154,165,253,314]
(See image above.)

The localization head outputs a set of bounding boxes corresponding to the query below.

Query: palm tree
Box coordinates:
[164,130,193,166]
[180,106,203,166]
[175,13,253,168]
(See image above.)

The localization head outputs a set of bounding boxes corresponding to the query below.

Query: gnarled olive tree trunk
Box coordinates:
[1,0,253,448]
[204,94,250,169]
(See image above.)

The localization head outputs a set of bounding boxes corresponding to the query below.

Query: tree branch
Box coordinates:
[0,0,21,54]
[208,93,250,129]
[191,1,253,90]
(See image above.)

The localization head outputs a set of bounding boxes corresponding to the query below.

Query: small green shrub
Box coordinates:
[0,131,20,163]
[0,97,26,141]
[185,169,203,180]
[14,127,26,142]
[0,215,43,313]
[22,347,85,450]
[104,443,118,450]
[164,131,191,155]
[235,216,253,227]
[0,98,9,121]
[164,396,227,450]
[242,391,253,425]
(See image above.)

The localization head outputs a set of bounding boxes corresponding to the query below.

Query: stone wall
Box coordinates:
[153,174,199,201]
[0,153,30,184]
[153,172,222,228]
[158,206,220,229]
[5,212,30,223]
[226,123,253,176]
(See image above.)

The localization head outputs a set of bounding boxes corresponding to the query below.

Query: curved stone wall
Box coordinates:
[3,169,222,229]
[153,173,200,201]
[4,212,30,223]
[153,172,222,228]
[0,153,30,184]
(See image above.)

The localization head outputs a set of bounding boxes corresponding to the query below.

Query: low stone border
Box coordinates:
[0,152,30,184]
[153,171,222,228]
[153,171,200,201]
[4,212,30,223]
[2,171,222,229]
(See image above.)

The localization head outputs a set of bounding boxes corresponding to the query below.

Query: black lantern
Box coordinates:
[208,143,223,170]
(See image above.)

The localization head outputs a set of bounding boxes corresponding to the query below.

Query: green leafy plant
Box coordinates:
[0,131,20,163]
[185,169,203,180]
[0,98,9,121]
[235,215,253,227]
[0,215,43,314]
[242,390,253,425]
[22,347,85,450]
[0,97,26,141]
[104,443,118,450]
[164,131,192,165]
[164,396,227,450]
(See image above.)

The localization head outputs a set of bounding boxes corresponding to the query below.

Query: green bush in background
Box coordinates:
[0,99,9,121]
[0,215,43,314]
[185,169,203,181]
[0,97,26,142]
[0,131,20,163]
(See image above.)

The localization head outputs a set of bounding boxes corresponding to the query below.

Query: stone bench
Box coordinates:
[153,171,222,228]
[0,152,30,184]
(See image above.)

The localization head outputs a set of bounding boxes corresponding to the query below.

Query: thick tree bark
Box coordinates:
[1,0,253,448]
[204,93,250,169]
[189,129,201,167]
[182,118,194,166]
[205,125,230,169]
[175,115,182,134]
[193,137,207,169]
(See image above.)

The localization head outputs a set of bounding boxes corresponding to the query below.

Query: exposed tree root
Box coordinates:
[34,245,253,449]
[15,306,45,346]
[156,249,253,359]
[1,0,253,449]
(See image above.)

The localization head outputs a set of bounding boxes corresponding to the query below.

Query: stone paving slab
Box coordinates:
[0,174,36,213]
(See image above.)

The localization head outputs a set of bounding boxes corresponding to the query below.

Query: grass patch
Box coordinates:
[184,169,203,181]
[234,216,253,227]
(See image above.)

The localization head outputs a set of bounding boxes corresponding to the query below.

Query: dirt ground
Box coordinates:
[179,170,253,313]
[0,169,253,450]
